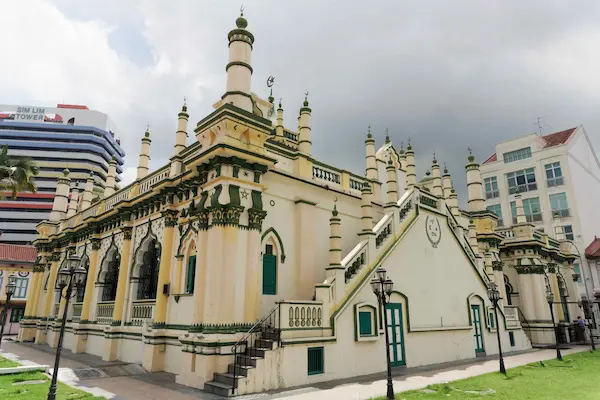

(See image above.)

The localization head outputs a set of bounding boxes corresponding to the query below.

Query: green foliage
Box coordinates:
[0,371,103,399]
[0,145,39,199]
[0,356,19,368]
[373,351,600,399]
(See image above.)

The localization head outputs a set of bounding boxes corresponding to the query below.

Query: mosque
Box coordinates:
[18,12,580,397]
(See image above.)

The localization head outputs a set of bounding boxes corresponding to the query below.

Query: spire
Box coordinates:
[385,159,398,207]
[405,138,416,189]
[137,127,152,180]
[174,99,189,156]
[431,152,443,197]
[442,162,452,199]
[327,201,342,274]
[104,157,117,197]
[398,140,406,170]
[81,172,94,211]
[275,98,284,138]
[364,126,381,201]
[298,91,312,156]
[66,183,80,218]
[465,148,485,212]
[49,169,71,222]
[385,128,390,144]
[223,9,255,112]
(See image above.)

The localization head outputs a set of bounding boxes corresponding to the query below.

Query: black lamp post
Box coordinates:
[0,273,17,347]
[47,254,87,400]
[487,282,506,374]
[370,267,395,400]
[578,297,596,351]
[546,288,563,361]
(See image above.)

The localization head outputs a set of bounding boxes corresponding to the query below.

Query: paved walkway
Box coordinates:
[0,337,590,400]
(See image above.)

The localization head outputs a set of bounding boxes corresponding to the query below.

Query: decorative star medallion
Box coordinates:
[426,215,441,248]
[241,190,249,199]
[243,171,249,177]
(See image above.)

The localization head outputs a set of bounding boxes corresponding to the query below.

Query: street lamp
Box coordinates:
[546,288,563,361]
[578,297,596,351]
[47,254,87,400]
[370,267,395,400]
[0,273,17,347]
[487,282,506,374]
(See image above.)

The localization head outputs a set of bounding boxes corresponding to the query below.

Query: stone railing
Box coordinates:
[71,302,83,323]
[130,300,155,326]
[283,130,298,141]
[497,228,515,239]
[419,192,438,209]
[81,203,101,221]
[105,187,133,211]
[349,178,363,191]
[312,164,341,186]
[279,301,323,329]
[96,301,114,325]
[343,243,368,283]
[139,167,169,195]
[375,216,392,249]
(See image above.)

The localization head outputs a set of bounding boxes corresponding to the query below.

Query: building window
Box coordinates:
[507,168,537,194]
[186,255,196,294]
[359,311,373,336]
[511,197,542,223]
[484,177,499,199]
[102,253,121,302]
[488,309,495,329]
[307,347,324,375]
[76,259,90,302]
[503,147,532,163]
[545,162,564,187]
[573,263,583,283]
[549,192,570,218]
[12,277,28,299]
[487,204,503,227]
[509,332,515,347]
[564,225,574,241]
[10,306,25,323]
[262,244,277,295]
[137,240,160,300]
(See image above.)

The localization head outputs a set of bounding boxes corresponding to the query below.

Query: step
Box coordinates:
[204,381,233,397]
[228,363,253,377]
[246,348,265,358]
[255,339,274,350]
[215,372,244,387]
[261,331,280,341]
[236,355,259,367]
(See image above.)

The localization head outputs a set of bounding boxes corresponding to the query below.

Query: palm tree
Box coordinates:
[0,145,39,199]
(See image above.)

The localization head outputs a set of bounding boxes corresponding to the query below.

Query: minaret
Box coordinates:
[327,204,342,273]
[385,159,398,208]
[468,219,479,255]
[515,194,527,224]
[359,184,374,235]
[465,149,485,211]
[49,169,71,222]
[222,11,254,112]
[449,187,461,220]
[137,127,151,180]
[104,157,117,197]
[174,100,189,155]
[298,94,312,156]
[81,173,94,210]
[442,164,452,199]
[398,142,406,171]
[66,183,80,218]
[431,153,443,197]
[275,99,284,138]
[405,140,416,189]
[365,126,379,181]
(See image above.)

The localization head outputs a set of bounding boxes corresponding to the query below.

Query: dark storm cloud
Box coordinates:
[53,1,600,201]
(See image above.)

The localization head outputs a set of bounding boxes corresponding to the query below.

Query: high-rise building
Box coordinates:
[481,125,600,297]
[0,104,125,244]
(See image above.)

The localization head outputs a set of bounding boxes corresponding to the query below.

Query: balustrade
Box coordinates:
[279,302,323,329]
[130,300,155,326]
[349,178,363,190]
[283,131,298,141]
[71,302,83,323]
[96,302,114,325]
[375,222,392,248]
[419,194,438,209]
[312,165,341,185]
[139,168,169,195]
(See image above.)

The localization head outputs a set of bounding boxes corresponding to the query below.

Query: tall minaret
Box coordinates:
[275,99,284,138]
[222,11,254,112]
[80,173,94,210]
[405,140,416,189]
[104,157,117,197]
[365,126,378,182]
[431,153,443,197]
[49,169,71,222]
[66,183,80,218]
[327,204,342,273]
[385,159,398,208]
[465,149,485,211]
[137,127,151,180]
[298,94,312,156]
[442,164,452,199]
[174,100,189,155]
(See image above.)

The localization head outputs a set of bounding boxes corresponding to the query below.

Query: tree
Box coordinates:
[0,145,39,199]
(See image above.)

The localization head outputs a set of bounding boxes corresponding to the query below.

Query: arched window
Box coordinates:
[185,246,197,294]
[67,117,75,125]
[75,257,90,302]
[262,243,277,295]
[101,252,120,301]
[504,275,513,306]
[137,239,160,300]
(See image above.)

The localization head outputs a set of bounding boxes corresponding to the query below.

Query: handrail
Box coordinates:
[516,305,533,344]
[231,305,280,395]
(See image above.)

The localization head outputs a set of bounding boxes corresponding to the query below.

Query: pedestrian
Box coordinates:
[576,316,586,342]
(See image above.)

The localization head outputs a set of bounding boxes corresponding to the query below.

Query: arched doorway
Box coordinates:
[137,238,160,300]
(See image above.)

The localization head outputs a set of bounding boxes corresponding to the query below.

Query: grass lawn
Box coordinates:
[374,350,600,399]
[0,356,103,399]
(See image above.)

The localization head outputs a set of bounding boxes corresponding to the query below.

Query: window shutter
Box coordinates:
[186,255,196,293]
[359,311,372,336]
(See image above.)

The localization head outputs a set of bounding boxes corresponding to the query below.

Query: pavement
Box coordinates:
[0,336,591,400]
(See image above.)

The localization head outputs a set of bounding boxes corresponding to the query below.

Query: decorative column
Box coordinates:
[326,205,345,303]
[385,160,398,209]
[359,184,374,236]
[80,173,94,211]
[275,100,284,138]
[405,141,416,189]
[431,154,443,197]
[18,263,44,341]
[298,95,312,156]
[35,252,62,344]
[174,101,189,155]
[153,210,178,325]
[104,157,117,197]
[66,184,80,217]
[442,164,452,199]
[49,170,71,222]
[73,238,101,353]
[465,150,485,212]
[137,128,152,180]
[365,127,382,201]
[245,202,267,321]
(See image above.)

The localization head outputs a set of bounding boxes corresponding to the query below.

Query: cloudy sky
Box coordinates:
[2,0,600,197]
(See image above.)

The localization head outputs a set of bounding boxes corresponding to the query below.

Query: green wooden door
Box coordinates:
[471,305,485,353]
[386,303,406,366]
[262,254,277,295]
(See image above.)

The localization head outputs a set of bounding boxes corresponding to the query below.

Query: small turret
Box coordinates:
[442,163,452,199]
[275,99,284,138]
[431,153,443,197]
[359,184,374,235]
[66,183,80,218]
[405,139,416,189]
[327,204,342,274]
[137,127,151,180]
[398,141,406,170]
[174,100,189,155]
[222,11,254,112]
[80,172,94,210]
[385,159,398,208]
[465,149,485,212]
[298,93,312,155]
[104,157,117,197]
[49,169,71,222]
